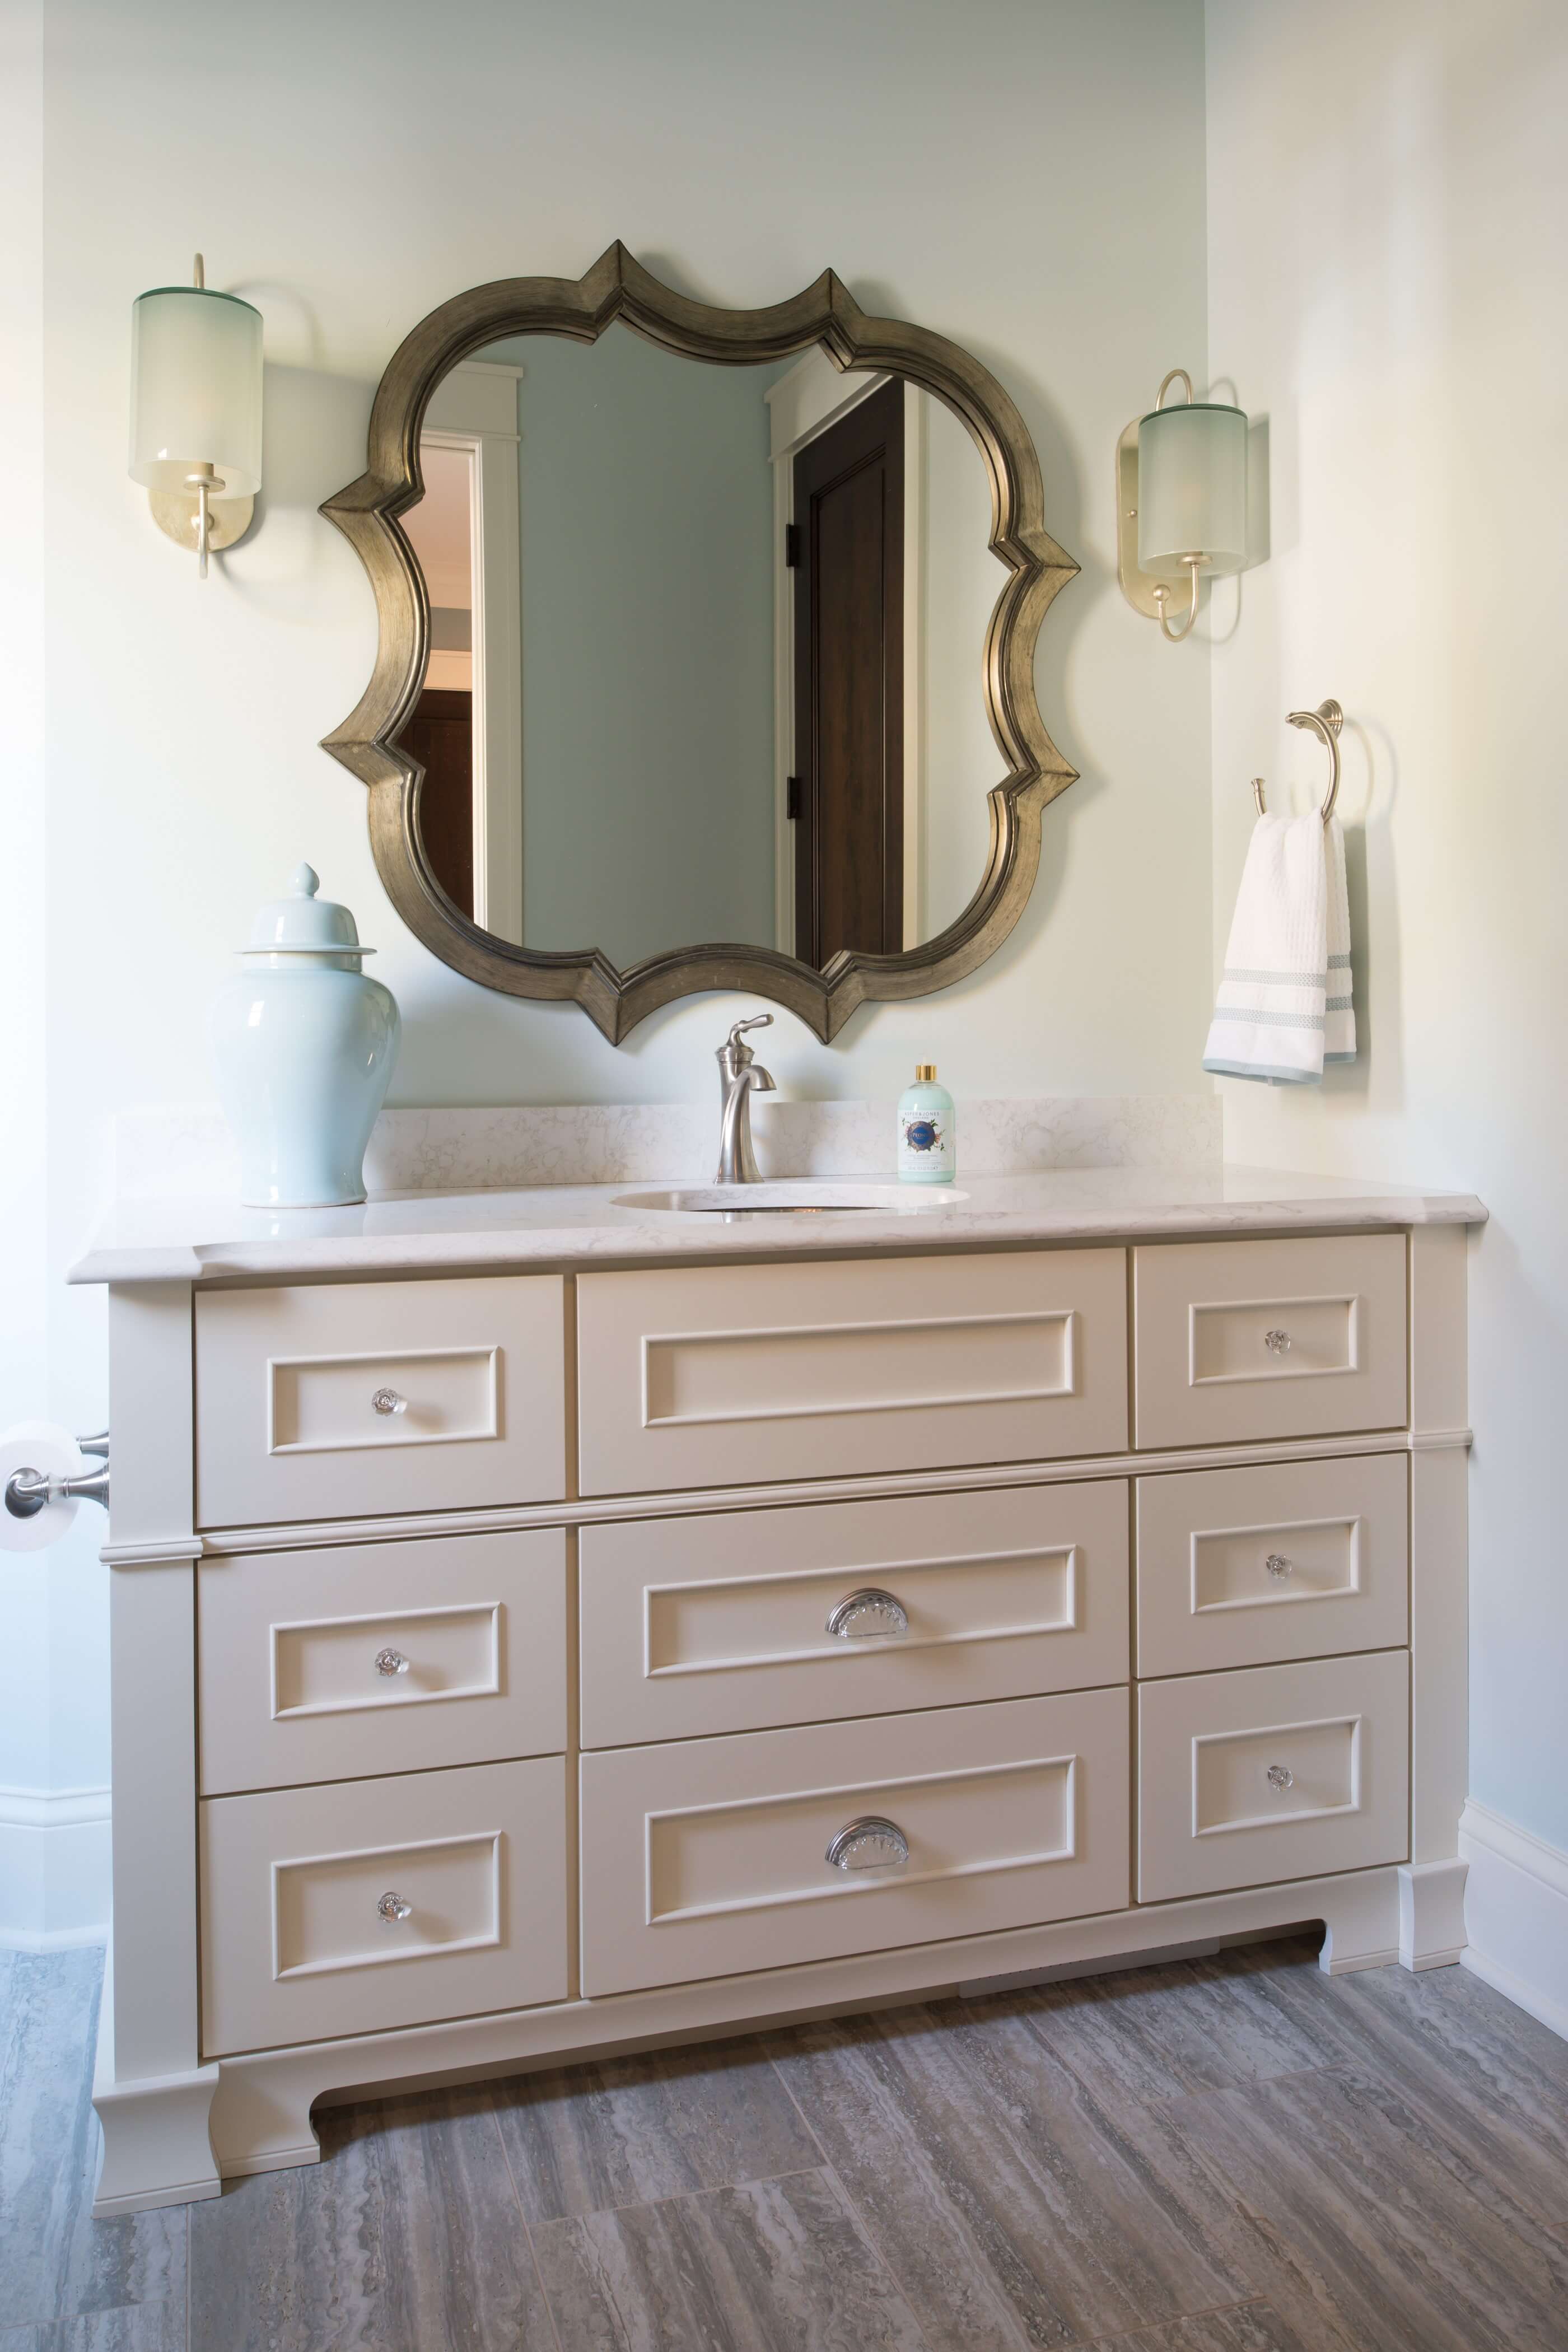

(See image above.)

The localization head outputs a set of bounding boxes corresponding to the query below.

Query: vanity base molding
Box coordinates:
[91,1862,1413,2211]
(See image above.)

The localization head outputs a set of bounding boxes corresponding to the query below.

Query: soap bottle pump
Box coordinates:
[897,1063,955,1184]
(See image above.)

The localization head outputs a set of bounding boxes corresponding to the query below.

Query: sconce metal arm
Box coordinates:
[1152,558,1201,643]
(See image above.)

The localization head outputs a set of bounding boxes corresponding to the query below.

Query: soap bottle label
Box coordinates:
[900,1108,948,1163]
[897,1078,955,1183]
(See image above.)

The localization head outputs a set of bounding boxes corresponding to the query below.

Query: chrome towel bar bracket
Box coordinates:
[1251,698,1343,823]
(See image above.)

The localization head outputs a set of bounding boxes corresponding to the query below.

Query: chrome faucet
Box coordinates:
[715,1015,776,1183]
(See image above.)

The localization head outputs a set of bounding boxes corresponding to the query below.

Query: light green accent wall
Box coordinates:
[487,328,786,967]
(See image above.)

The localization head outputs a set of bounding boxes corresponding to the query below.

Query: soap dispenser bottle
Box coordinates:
[897,1063,955,1184]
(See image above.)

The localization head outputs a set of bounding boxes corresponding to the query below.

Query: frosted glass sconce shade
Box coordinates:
[128,259,262,576]
[1116,368,1249,643]
[1136,400,1247,579]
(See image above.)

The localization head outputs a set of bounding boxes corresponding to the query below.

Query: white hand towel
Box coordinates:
[1203,813,1355,1083]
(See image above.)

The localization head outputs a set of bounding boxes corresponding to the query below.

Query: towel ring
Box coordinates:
[1250,699,1343,822]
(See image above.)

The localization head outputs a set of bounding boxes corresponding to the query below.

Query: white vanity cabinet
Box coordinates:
[81,1194,1476,2215]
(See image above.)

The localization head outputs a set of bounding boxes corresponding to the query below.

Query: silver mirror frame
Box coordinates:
[320,242,1079,1043]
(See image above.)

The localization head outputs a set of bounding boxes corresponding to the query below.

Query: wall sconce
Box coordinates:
[1116,370,1247,641]
[128,255,262,578]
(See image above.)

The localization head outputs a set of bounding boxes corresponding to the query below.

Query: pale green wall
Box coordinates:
[488,328,785,967]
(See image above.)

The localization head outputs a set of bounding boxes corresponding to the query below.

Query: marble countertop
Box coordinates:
[70,1165,1486,1286]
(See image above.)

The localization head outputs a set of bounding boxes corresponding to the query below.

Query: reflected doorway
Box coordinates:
[398,440,475,918]
[790,377,904,968]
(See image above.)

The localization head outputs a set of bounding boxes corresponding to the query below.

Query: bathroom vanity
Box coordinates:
[75,1165,1482,2214]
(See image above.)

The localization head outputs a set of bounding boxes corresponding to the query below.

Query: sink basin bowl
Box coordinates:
[612,1182,970,1215]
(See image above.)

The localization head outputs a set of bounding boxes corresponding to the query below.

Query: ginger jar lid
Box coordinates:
[240,864,376,958]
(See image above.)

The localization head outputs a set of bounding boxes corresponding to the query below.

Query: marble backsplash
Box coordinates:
[114,1095,1220,1198]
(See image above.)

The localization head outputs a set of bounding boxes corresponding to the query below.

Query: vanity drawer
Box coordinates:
[1135,1453,1408,1677]
[194,1274,566,1528]
[576,1249,1127,1498]
[1132,1235,1407,1449]
[199,1757,567,2057]
[197,1530,567,1795]
[579,1688,1128,1997]
[580,1480,1128,1747]
[1136,1651,1408,1902]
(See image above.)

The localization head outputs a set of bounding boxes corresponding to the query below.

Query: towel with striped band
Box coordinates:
[1203,811,1356,1082]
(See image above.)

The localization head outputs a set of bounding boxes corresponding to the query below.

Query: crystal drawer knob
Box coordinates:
[825,1588,909,1640]
[371,1387,408,1417]
[825,1816,910,1872]
[1263,1328,1292,1356]
[1266,1763,1295,1791]
[374,1648,410,1678]
[1264,1553,1294,1580]
[377,1891,413,1922]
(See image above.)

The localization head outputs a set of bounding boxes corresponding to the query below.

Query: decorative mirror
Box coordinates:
[321,244,1077,1042]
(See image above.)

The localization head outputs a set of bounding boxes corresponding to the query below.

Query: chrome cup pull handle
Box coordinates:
[825,1816,910,1872]
[371,1387,408,1417]
[825,1588,909,1641]
[377,1891,413,1923]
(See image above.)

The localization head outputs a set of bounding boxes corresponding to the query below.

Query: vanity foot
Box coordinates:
[1316,1868,1402,1973]
[92,2061,222,2218]
[1398,1856,1469,1971]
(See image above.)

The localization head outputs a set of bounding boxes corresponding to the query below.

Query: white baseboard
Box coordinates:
[1458,1798,1568,2044]
[0,1785,111,1951]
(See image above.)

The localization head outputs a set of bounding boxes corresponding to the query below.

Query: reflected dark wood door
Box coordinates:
[399,688,474,917]
[792,380,903,968]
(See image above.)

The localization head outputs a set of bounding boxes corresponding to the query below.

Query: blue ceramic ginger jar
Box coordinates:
[211,864,400,1206]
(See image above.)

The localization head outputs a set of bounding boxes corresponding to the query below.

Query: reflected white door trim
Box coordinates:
[421,363,524,946]
[765,348,926,955]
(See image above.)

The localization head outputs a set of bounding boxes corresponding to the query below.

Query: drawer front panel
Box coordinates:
[1137,1651,1408,1902]
[1133,1235,1407,1448]
[199,1758,567,2057]
[576,1250,1127,1497]
[1136,1453,1408,1677]
[580,1481,1129,1747]
[198,1530,568,1795]
[580,1689,1128,1996]
[195,1275,566,1528]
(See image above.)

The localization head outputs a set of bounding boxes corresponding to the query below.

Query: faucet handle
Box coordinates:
[722,1014,774,1061]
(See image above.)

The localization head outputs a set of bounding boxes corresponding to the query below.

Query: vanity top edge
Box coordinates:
[68,1166,1487,1287]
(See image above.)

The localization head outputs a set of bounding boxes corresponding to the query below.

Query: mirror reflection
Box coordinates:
[398,323,997,972]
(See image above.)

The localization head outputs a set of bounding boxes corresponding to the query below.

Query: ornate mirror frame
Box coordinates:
[321,243,1079,1043]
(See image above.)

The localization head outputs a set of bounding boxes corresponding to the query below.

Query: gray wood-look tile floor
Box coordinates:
[6,1935,1568,2351]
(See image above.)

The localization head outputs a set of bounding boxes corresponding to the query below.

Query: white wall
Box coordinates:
[8,0,1212,1938]
[0,0,53,1935]
[1206,0,1568,1863]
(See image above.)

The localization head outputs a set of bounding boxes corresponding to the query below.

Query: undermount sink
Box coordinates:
[611,1182,970,1215]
